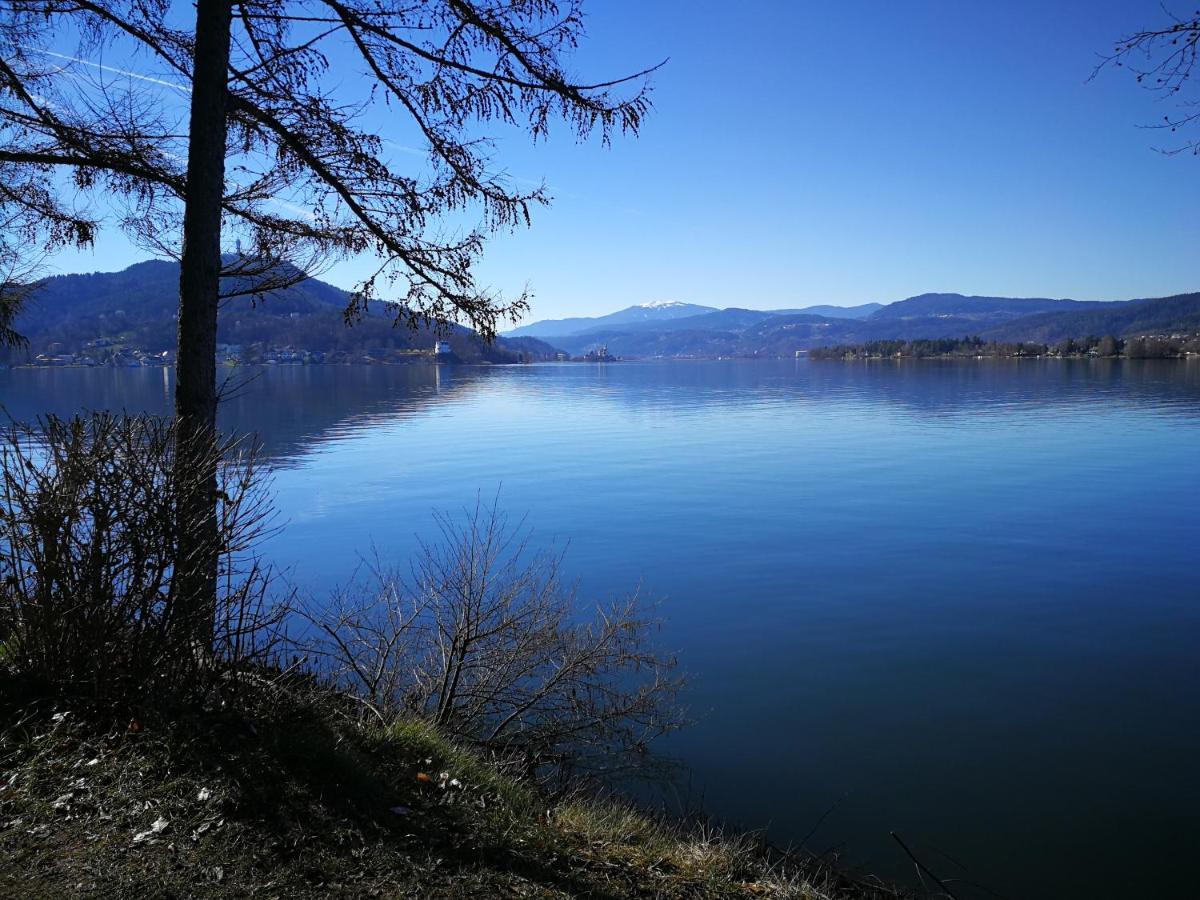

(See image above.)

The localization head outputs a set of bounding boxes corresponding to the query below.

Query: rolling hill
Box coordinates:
[504,300,883,339]
[981,293,1200,343]
[530,292,1200,357]
[769,303,883,319]
[502,300,718,338]
[869,293,1099,321]
[9,265,1197,363]
[4,260,560,363]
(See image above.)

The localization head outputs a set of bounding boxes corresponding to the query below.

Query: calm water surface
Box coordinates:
[3,359,1199,899]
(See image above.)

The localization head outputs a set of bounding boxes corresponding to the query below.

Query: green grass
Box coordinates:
[0,685,905,899]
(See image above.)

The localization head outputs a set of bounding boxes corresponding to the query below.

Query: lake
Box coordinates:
[3,358,1198,899]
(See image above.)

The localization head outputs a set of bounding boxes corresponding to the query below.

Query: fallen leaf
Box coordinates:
[133,817,169,843]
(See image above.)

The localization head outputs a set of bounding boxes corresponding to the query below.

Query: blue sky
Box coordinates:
[45,1,1200,320]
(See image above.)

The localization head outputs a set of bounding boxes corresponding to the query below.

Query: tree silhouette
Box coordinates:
[0,0,658,639]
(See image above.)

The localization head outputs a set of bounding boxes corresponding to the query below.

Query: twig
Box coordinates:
[799,793,846,850]
[891,831,960,900]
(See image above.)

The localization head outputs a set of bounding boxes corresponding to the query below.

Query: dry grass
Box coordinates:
[0,684,906,899]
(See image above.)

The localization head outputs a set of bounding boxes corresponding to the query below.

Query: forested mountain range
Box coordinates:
[4,260,558,363]
[525,291,1200,357]
[502,300,719,338]
[7,261,1199,363]
[504,299,880,338]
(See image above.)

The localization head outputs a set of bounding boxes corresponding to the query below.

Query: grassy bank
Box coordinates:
[0,686,903,899]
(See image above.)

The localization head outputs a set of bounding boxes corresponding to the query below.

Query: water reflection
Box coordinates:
[2,359,1199,900]
[5,359,1198,461]
[1,364,494,463]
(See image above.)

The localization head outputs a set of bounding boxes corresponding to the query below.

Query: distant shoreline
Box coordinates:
[807,335,1199,361]
[6,352,1199,370]
[807,353,1197,361]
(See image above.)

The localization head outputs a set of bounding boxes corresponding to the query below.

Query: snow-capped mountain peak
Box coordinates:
[502,300,719,338]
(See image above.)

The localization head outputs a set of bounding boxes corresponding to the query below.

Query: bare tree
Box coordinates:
[1097,7,1200,154]
[0,0,659,636]
[304,501,684,781]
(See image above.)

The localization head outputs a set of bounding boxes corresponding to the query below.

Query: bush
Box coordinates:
[303,499,685,782]
[0,416,681,784]
[0,413,283,714]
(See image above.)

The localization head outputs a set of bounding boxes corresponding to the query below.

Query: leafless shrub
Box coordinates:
[302,554,431,722]
[0,413,285,711]
[303,500,685,781]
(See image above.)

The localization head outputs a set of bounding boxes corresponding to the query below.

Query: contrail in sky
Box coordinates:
[35,49,190,93]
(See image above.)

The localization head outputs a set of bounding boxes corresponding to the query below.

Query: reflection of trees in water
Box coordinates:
[3,360,1199,460]
[533,358,1200,420]
[215,366,490,464]
[1,366,177,424]
[803,358,1200,419]
[0,365,491,464]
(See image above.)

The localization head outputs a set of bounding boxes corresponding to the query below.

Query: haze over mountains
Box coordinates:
[506,292,1200,357]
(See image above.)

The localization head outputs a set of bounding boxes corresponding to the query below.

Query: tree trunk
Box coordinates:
[174,0,233,646]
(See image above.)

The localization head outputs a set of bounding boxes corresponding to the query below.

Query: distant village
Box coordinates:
[19,338,474,368]
[808,332,1200,361]
[14,336,617,367]
[26,337,172,368]
[20,331,1200,366]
